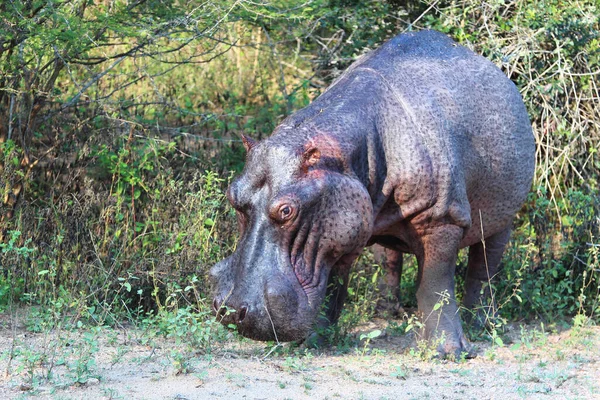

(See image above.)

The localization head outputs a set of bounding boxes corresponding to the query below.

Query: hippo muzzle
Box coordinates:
[210,245,319,342]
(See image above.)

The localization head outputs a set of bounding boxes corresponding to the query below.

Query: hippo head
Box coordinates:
[210,133,373,342]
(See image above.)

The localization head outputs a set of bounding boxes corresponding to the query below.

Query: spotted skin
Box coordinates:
[210,30,535,357]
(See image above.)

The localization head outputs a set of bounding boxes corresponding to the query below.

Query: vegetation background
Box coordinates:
[0,0,598,372]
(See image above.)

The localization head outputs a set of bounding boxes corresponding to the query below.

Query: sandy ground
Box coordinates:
[0,311,599,400]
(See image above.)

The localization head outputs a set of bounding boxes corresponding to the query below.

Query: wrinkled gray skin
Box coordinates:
[210,30,535,357]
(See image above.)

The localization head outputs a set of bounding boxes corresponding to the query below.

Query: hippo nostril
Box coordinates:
[237,305,248,323]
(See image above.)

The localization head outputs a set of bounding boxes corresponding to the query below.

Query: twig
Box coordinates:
[62,55,127,109]
[7,94,15,140]
[479,209,496,317]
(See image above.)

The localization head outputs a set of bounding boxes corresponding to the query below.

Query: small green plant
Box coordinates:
[9,344,46,387]
[142,305,231,353]
[170,349,193,375]
[386,320,409,337]
[358,329,382,356]
[404,307,449,361]
[67,330,101,385]
[409,336,444,362]
[282,356,305,373]
[390,364,408,380]
[302,377,314,393]
[0,230,36,309]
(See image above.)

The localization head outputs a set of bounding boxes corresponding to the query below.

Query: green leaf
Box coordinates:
[515,294,522,303]
[368,329,382,339]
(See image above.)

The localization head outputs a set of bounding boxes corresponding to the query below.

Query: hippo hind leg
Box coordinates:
[463,227,511,330]
[373,245,404,317]
[415,224,472,359]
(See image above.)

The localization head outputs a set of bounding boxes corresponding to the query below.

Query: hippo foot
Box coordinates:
[436,334,477,360]
[422,315,477,360]
[375,298,404,319]
[300,330,329,349]
[463,305,500,334]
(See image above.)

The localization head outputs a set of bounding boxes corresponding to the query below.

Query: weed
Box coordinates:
[67,330,101,385]
[390,364,408,380]
[358,329,382,356]
[225,373,247,388]
[302,379,313,392]
[101,387,124,399]
[408,337,443,362]
[386,320,409,337]
[142,305,231,353]
[282,356,306,373]
[170,349,193,375]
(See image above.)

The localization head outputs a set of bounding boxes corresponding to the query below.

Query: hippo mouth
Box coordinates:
[211,248,331,343]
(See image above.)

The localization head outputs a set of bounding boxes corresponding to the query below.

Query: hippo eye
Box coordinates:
[279,204,294,221]
[281,205,291,218]
[269,202,296,224]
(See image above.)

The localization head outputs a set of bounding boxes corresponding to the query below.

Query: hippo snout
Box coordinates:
[208,258,229,286]
[211,258,311,342]
[264,274,299,320]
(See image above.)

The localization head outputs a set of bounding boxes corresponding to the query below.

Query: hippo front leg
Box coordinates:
[304,266,351,348]
[415,224,471,358]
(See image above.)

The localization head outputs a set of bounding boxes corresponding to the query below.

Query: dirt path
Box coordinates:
[1,313,599,400]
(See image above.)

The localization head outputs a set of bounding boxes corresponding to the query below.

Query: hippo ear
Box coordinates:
[301,147,321,172]
[241,134,257,152]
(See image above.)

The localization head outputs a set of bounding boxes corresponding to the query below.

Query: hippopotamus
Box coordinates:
[210,30,535,357]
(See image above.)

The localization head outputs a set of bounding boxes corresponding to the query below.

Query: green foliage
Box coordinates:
[0,230,34,310]
[391,364,408,380]
[497,187,599,321]
[142,306,232,353]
